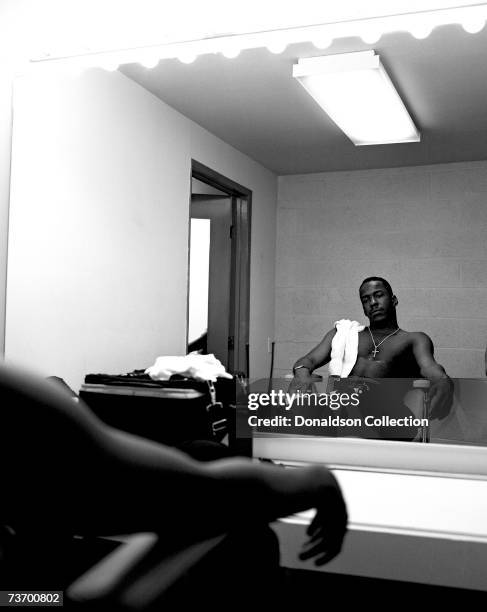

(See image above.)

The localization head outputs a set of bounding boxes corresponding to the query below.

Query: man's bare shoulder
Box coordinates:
[315,328,337,347]
[403,330,434,348]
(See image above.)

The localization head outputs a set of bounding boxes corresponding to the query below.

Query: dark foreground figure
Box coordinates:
[0,363,347,609]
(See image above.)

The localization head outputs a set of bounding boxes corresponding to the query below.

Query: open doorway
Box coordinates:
[187,161,251,376]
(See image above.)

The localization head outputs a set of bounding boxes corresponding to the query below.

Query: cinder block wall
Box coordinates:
[275,161,487,379]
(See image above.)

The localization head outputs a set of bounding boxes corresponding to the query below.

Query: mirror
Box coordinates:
[6,21,487,462]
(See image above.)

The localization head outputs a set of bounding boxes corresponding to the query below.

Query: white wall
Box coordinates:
[0,78,12,358]
[6,69,276,390]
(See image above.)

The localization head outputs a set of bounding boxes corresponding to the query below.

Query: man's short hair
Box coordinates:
[359,276,394,297]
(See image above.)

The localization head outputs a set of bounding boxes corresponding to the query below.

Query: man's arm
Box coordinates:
[1,364,347,566]
[104,429,348,564]
[290,328,337,392]
[411,332,454,419]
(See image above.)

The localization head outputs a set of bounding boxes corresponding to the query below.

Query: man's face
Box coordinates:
[359,280,396,323]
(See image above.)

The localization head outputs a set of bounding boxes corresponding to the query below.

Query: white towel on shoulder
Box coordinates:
[329,319,365,377]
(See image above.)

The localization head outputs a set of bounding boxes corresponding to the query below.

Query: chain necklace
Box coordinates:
[367,327,400,359]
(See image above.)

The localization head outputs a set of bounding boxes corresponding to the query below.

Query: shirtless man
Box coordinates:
[291,277,453,420]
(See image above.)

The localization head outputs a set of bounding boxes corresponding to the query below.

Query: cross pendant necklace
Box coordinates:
[367,327,400,360]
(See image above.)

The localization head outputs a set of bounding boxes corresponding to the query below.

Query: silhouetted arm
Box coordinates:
[0,364,347,565]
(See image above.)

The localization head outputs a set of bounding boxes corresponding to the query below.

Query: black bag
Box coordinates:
[79,372,235,446]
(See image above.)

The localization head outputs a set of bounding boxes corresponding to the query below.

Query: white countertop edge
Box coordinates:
[253,433,487,478]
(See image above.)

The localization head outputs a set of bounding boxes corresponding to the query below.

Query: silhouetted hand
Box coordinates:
[298,472,348,566]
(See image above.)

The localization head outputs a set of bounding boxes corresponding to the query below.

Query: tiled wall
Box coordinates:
[275,161,487,379]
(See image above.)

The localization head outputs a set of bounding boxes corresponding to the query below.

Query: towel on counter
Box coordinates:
[329,319,365,377]
[145,353,233,382]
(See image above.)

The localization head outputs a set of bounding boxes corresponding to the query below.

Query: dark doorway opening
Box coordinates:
[188,161,251,377]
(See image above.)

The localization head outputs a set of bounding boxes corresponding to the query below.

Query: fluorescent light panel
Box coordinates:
[293,51,420,146]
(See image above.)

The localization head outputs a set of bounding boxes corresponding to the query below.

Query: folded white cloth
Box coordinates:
[145,353,233,382]
[329,319,365,377]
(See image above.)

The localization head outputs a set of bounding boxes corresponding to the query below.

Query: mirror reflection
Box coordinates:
[6,21,487,452]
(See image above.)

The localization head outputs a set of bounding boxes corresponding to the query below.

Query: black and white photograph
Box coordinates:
[1,0,487,608]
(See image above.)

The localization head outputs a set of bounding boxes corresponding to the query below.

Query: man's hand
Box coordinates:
[429,376,454,420]
[412,332,454,420]
[209,461,347,567]
[288,370,322,394]
[298,471,348,566]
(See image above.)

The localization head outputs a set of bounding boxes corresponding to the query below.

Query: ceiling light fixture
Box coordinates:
[266,40,288,54]
[177,53,197,64]
[410,23,435,39]
[139,55,160,69]
[461,17,486,32]
[293,51,420,146]
[27,3,487,74]
[312,36,333,49]
[221,45,241,59]
[96,58,120,71]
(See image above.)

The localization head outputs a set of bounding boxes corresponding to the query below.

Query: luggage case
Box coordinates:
[79,371,236,447]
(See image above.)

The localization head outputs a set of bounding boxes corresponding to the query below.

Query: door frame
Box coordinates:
[189,160,252,376]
